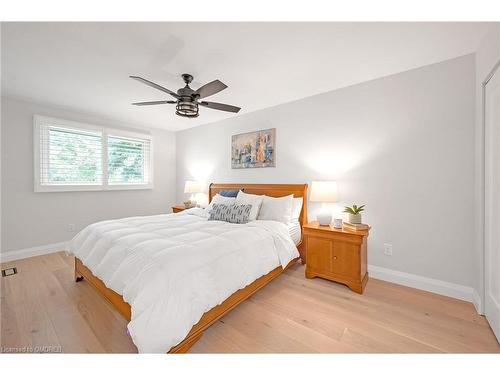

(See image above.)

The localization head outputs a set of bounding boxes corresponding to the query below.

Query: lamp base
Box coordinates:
[317,212,332,226]
[190,194,197,208]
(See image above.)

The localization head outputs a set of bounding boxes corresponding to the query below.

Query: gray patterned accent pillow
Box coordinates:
[208,203,252,224]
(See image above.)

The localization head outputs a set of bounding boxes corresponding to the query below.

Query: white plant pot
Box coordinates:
[348,213,362,224]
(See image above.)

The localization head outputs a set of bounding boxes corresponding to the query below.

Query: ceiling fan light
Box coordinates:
[176,101,199,118]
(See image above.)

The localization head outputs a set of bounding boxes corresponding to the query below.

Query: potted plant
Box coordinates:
[343,204,365,224]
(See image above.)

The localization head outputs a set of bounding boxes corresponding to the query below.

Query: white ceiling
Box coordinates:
[1,22,491,131]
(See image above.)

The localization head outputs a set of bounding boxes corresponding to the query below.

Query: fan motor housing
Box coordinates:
[177,86,195,96]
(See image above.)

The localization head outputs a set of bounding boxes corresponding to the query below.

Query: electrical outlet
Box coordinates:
[68,224,75,232]
[383,243,393,256]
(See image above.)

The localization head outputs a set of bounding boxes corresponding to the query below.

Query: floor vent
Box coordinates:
[2,267,18,277]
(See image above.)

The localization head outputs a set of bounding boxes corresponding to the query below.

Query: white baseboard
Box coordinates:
[0,241,67,263]
[472,289,484,315]
[368,264,475,304]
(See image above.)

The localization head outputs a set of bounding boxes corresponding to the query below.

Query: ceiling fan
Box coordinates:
[130,74,241,118]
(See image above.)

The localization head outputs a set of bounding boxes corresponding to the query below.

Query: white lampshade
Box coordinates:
[184,180,203,194]
[310,181,338,203]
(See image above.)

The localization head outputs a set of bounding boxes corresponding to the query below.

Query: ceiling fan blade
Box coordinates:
[130,76,180,99]
[194,80,227,99]
[199,101,241,113]
[132,100,176,106]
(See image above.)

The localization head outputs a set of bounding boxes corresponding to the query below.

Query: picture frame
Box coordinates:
[231,128,276,169]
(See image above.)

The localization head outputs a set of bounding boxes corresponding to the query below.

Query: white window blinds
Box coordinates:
[43,126,103,185]
[108,135,151,185]
[34,116,153,192]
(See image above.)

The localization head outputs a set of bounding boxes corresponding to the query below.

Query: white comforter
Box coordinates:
[67,208,299,353]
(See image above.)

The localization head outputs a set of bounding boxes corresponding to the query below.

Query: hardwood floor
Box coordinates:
[1,252,499,353]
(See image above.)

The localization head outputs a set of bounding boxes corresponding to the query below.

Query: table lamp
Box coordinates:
[184,180,203,207]
[310,181,338,225]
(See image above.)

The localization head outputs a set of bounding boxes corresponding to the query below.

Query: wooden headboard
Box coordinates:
[209,182,308,229]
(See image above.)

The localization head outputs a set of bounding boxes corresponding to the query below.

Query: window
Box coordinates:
[42,125,103,186]
[107,135,150,185]
[34,115,153,192]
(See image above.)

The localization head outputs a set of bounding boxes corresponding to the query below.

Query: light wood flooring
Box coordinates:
[1,252,499,353]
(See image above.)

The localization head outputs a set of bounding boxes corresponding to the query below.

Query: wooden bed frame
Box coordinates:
[74,183,308,353]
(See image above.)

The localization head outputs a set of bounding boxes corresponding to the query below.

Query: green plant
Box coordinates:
[343,204,365,215]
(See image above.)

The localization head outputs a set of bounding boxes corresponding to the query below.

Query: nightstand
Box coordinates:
[303,221,370,294]
[172,205,188,213]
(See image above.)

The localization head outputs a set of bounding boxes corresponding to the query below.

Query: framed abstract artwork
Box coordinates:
[231,128,276,169]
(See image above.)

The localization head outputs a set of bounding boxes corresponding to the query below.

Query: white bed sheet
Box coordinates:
[287,221,302,245]
[67,208,299,353]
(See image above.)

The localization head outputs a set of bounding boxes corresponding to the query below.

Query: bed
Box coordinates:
[70,183,308,353]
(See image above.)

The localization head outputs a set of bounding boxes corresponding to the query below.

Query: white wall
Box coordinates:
[474,24,500,310]
[1,97,176,255]
[176,54,476,288]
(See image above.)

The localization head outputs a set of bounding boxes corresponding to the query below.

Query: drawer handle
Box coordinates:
[333,256,337,260]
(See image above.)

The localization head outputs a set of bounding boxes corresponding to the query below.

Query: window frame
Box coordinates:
[34,115,154,192]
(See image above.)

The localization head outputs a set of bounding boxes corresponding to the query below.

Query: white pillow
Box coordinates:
[291,197,303,222]
[235,191,263,221]
[258,194,294,224]
[205,194,236,213]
